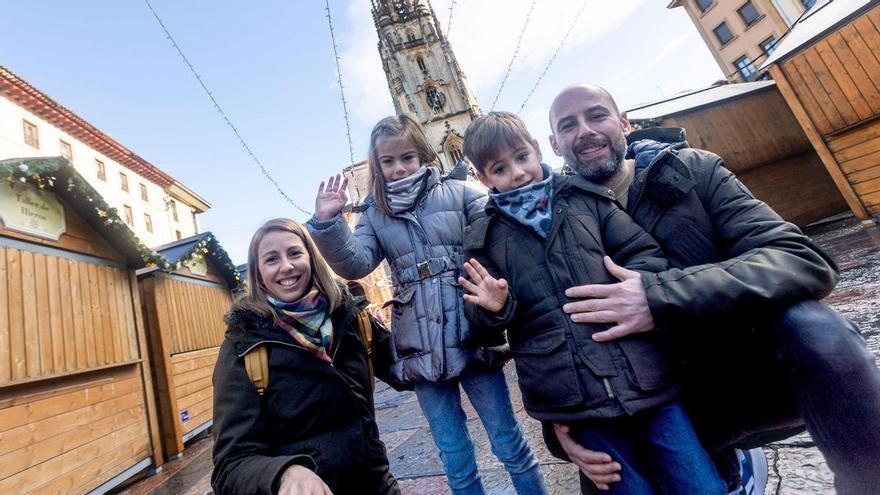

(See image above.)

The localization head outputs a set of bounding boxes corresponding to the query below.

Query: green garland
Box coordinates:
[171,233,243,286]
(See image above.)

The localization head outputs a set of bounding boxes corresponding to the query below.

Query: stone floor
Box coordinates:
[115,215,880,495]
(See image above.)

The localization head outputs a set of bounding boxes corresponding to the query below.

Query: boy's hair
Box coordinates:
[368,114,440,216]
[463,111,536,173]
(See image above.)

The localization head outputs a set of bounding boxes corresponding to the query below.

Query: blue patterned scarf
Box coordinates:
[268,289,333,362]
[490,164,554,239]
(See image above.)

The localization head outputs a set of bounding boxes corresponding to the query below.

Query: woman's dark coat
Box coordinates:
[211,291,398,495]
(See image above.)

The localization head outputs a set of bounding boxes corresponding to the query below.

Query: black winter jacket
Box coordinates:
[464,173,673,422]
[211,292,399,495]
[624,128,839,450]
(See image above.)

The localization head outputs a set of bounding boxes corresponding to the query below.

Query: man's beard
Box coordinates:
[567,133,627,183]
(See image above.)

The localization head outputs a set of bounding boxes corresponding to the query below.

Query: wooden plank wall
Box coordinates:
[0,365,150,494]
[737,150,850,225]
[171,347,219,436]
[776,6,880,136]
[162,278,231,355]
[0,246,139,384]
[828,120,880,215]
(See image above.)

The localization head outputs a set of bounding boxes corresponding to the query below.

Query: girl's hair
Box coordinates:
[368,114,440,215]
[233,218,342,316]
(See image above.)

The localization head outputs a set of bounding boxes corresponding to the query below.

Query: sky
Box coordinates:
[1,1,724,263]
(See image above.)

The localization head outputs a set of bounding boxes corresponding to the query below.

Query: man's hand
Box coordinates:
[563,256,654,342]
[554,423,621,490]
[459,258,508,313]
[314,174,349,221]
[278,464,332,495]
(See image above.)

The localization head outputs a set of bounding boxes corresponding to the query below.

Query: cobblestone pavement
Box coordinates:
[377,216,880,495]
[119,216,879,495]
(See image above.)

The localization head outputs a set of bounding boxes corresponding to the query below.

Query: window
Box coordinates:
[119,172,129,192]
[760,36,779,56]
[144,213,153,233]
[417,56,426,72]
[738,1,761,26]
[449,147,463,164]
[95,159,106,181]
[123,205,134,226]
[59,140,73,160]
[714,22,734,45]
[140,183,149,202]
[801,0,816,9]
[22,120,39,149]
[694,0,714,13]
[192,211,198,232]
[171,201,179,222]
[735,55,758,80]
[175,230,182,240]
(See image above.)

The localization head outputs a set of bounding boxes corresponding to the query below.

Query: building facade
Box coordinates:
[371,0,482,173]
[0,65,209,247]
[669,0,816,82]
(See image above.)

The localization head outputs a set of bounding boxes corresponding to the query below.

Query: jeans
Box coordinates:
[570,402,726,495]
[414,368,548,495]
[770,300,880,494]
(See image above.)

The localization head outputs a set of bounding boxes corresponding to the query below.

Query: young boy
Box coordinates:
[460,112,725,494]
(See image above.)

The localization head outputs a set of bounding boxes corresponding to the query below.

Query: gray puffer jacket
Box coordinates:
[307,166,489,384]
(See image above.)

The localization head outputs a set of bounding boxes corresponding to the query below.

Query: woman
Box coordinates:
[211,219,399,495]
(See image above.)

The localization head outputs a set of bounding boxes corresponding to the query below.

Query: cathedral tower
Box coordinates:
[371,0,482,171]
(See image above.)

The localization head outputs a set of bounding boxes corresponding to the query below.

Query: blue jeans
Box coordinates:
[414,368,548,495]
[770,300,880,494]
[570,402,726,495]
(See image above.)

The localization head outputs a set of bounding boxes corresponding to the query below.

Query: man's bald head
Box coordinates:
[547,84,631,184]
[549,84,620,132]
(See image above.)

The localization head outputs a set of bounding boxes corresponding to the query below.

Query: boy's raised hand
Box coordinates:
[314,174,349,221]
[459,258,508,313]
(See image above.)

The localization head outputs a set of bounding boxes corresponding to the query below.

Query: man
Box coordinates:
[546,84,880,494]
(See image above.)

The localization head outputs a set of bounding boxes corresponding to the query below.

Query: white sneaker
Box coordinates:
[727,448,768,495]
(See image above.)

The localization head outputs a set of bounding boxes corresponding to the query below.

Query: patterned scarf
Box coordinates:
[490,164,554,239]
[267,289,333,363]
[385,165,432,214]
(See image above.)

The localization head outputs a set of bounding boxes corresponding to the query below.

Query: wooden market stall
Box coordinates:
[626,80,848,226]
[138,232,240,459]
[0,157,161,494]
[762,0,880,221]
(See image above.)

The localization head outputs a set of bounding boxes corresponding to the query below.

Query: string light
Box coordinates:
[143,0,312,216]
[519,0,590,113]
[490,0,538,112]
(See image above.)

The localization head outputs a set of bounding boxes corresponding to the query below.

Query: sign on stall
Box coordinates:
[0,183,66,240]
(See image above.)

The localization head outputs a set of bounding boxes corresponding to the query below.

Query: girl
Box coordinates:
[307,115,548,495]
[211,219,398,495]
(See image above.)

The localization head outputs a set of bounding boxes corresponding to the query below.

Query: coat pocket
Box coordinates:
[385,285,422,356]
[510,329,583,409]
[619,335,675,390]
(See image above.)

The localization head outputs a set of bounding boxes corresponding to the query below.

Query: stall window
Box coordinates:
[123,205,134,226]
[23,120,39,149]
[714,22,734,45]
[60,140,73,160]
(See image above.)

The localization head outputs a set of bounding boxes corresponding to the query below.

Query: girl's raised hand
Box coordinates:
[314,174,350,221]
[459,258,508,313]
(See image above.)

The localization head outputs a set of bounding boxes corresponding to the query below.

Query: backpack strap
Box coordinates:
[356,310,376,391]
[243,345,269,396]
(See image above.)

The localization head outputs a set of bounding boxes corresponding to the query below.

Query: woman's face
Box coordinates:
[257,231,312,302]
[376,135,422,182]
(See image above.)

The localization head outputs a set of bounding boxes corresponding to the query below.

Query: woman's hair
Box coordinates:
[368,114,440,215]
[233,218,342,316]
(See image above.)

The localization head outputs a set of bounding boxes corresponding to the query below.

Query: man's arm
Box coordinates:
[641,152,838,332]
[565,151,838,336]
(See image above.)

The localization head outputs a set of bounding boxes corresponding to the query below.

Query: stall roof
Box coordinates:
[140,232,242,288]
[1,156,152,267]
[761,0,879,68]
[626,81,776,121]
